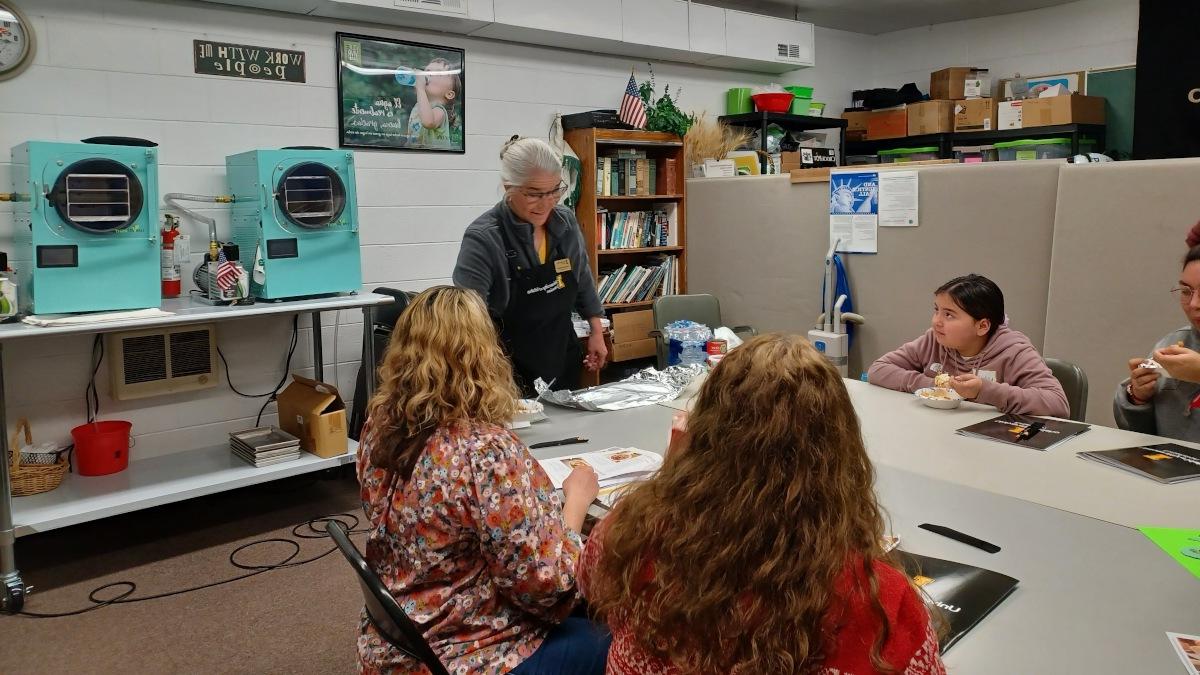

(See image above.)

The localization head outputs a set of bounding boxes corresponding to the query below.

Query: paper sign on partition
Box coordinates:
[829,171,878,254]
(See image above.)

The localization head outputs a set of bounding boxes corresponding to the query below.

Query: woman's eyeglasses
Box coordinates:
[516,181,567,201]
[1171,286,1199,301]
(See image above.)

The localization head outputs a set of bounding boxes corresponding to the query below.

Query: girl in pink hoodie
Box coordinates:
[868,274,1069,417]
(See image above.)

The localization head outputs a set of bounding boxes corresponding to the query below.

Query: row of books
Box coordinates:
[596,150,676,197]
[596,208,670,249]
[597,255,678,305]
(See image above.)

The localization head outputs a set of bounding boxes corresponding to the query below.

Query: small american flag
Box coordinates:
[216,249,239,293]
[619,73,646,129]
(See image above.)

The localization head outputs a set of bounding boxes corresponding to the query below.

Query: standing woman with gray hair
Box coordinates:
[454,136,607,393]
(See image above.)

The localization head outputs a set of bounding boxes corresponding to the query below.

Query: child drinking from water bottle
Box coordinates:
[408,58,460,149]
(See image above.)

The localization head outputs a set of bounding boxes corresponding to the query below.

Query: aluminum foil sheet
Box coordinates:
[535,364,706,411]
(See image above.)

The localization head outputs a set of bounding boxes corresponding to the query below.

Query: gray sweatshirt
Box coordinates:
[1113,326,1200,442]
[452,200,604,320]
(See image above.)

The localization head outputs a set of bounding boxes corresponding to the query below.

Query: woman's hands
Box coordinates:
[950,373,983,400]
[561,464,599,534]
[1126,357,1162,403]
[584,320,607,372]
[1153,344,1200,383]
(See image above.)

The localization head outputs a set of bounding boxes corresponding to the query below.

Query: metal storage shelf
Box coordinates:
[719,112,849,173]
[845,123,1107,159]
[0,292,394,613]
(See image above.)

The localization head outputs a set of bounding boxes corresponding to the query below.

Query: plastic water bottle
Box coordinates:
[665,320,712,366]
[394,69,417,86]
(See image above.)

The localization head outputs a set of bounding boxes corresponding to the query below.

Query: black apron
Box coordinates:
[496,221,583,395]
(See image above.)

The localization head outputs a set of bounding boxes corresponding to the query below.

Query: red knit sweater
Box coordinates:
[579,519,946,675]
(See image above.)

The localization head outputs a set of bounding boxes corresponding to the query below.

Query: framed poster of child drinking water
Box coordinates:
[336,33,465,153]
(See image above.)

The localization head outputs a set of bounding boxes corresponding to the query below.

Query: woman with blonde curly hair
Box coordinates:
[357,286,609,675]
[579,333,945,675]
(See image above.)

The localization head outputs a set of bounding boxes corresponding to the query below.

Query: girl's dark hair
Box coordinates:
[935,274,1005,338]
[1184,245,1200,269]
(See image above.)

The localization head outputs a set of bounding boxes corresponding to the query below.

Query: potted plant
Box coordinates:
[684,115,753,177]
[638,65,696,138]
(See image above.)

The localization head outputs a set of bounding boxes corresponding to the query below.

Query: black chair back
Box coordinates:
[326,520,450,675]
[351,288,416,440]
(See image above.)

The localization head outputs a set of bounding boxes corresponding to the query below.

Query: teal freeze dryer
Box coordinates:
[225,148,362,300]
[12,139,160,314]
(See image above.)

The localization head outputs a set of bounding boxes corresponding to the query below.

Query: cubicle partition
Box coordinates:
[687,162,1061,377]
[687,158,1200,425]
[1044,159,1200,426]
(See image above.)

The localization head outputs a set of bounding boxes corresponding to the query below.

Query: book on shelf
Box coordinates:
[955,414,1090,451]
[599,209,670,249]
[1077,443,1200,484]
[658,157,677,195]
[596,255,677,305]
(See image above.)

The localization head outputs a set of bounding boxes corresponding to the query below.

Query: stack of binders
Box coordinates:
[229,427,302,467]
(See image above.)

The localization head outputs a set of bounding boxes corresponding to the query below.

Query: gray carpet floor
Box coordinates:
[1,468,368,674]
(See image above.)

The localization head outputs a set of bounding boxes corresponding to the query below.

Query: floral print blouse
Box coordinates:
[356,419,583,675]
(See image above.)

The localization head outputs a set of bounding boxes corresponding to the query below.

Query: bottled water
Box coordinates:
[665,320,713,366]
[394,69,417,86]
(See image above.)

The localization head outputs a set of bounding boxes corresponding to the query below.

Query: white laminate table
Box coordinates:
[515,403,1200,674]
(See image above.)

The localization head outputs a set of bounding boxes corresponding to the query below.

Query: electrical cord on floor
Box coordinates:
[84,334,104,423]
[15,512,369,619]
[215,315,299,426]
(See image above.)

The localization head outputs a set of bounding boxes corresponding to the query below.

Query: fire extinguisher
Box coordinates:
[160,214,188,298]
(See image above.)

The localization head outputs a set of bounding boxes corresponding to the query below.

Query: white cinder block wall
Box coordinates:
[872,0,1138,90]
[0,0,874,458]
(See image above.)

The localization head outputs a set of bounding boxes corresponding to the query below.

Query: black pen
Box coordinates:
[529,437,588,450]
[919,523,1001,553]
[1016,422,1045,442]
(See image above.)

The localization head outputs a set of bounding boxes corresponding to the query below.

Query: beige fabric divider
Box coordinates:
[1044,159,1200,426]
[686,162,1062,377]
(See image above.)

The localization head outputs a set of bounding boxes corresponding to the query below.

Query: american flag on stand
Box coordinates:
[216,249,239,294]
[619,73,647,129]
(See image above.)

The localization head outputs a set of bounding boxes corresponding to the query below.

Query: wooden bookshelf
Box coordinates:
[566,127,688,385]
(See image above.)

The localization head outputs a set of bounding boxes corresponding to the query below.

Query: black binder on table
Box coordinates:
[897,551,1020,652]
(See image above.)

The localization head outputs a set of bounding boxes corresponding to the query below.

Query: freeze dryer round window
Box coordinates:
[49,159,144,234]
[275,162,347,229]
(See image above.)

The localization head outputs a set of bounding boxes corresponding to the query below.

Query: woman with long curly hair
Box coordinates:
[357,286,609,675]
[580,333,945,675]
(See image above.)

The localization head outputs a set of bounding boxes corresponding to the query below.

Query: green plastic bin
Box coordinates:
[878,146,940,163]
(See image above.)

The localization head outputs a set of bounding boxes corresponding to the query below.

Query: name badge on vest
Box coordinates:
[554,258,572,274]
[977,370,997,383]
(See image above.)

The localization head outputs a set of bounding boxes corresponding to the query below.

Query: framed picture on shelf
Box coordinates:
[336,32,465,153]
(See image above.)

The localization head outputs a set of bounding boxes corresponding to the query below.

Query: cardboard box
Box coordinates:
[842,110,871,141]
[1020,93,1106,128]
[997,100,1023,130]
[782,147,838,171]
[277,374,348,458]
[931,67,988,100]
[611,309,654,342]
[954,98,995,132]
[907,100,956,135]
[611,337,656,362]
[866,106,907,140]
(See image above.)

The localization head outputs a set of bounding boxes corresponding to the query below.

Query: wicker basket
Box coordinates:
[10,418,68,497]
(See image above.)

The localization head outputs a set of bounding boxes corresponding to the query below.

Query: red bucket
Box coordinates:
[71,421,132,476]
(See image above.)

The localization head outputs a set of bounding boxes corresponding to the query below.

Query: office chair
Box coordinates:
[350,288,415,440]
[1045,357,1089,422]
[325,520,450,675]
[650,294,756,368]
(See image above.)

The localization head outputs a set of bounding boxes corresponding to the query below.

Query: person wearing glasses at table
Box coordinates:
[1116,245,1200,441]
[454,136,607,394]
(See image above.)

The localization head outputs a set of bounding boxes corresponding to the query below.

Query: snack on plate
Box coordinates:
[933,373,952,388]
[516,399,544,414]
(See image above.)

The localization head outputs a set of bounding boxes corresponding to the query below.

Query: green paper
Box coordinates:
[1139,527,1200,580]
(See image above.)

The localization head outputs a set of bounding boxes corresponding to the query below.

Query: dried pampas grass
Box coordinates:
[684,115,753,166]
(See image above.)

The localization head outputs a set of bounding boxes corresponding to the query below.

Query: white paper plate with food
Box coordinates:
[914,387,963,409]
[513,399,549,425]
